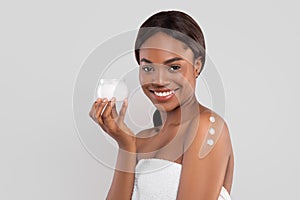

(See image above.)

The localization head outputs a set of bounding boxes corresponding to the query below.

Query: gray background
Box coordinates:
[1,0,299,199]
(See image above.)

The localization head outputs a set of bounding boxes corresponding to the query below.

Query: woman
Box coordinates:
[89,10,234,200]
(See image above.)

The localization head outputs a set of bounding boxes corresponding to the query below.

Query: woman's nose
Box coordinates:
[152,69,170,85]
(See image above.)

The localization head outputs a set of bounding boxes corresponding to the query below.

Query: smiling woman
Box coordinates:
[138,31,201,114]
[89,10,234,200]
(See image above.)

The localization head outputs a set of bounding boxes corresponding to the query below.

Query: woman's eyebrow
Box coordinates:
[140,58,152,63]
[163,57,183,65]
[140,57,184,64]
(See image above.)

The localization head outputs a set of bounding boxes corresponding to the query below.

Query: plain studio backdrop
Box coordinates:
[1,1,299,199]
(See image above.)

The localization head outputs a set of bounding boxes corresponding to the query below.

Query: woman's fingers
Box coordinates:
[110,97,118,119]
[95,98,110,133]
[95,99,107,120]
[118,98,128,121]
[89,99,100,117]
[89,97,129,134]
[101,99,116,131]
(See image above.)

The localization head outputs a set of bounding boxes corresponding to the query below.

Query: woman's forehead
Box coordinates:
[139,32,194,63]
[139,49,191,64]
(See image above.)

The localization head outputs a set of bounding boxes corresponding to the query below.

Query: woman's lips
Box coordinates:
[149,89,178,101]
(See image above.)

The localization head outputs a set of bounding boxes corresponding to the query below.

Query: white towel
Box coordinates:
[132,158,231,200]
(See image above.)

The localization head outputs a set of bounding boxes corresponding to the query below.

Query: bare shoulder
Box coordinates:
[136,126,160,138]
[135,127,160,151]
[184,108,232,159]
[177,109,234,198]
[200,109,232,158]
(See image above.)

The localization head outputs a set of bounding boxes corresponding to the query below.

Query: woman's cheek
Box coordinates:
[170,72,186,84]
[139,71,148,85]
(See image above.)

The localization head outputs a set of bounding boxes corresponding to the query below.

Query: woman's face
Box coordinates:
[138,32,202,112]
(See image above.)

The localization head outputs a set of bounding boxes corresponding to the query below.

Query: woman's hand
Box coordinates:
[89,97,136,151]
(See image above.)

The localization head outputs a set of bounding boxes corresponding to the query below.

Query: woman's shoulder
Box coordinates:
[135,126,160,151]
[198,107,229,134]
[136,126,160,138]
[189,106,227,132]
[184,106,232,159]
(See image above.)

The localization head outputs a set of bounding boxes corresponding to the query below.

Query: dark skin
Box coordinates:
[89,32,234,200]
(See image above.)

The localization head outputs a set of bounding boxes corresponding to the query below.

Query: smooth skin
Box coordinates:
[89,97,137,200]
[89,32,234,200]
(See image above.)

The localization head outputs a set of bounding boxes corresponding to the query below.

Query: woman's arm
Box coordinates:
[89,98,137,200]
[176,111,233,200]
[106,145,137,200]
[223,150,234,194]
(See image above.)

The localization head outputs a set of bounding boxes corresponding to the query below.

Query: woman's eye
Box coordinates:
[169,65,181,72]
[142,65,153,72]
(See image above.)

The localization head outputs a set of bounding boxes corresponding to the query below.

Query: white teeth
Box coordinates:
[154,90,174,97]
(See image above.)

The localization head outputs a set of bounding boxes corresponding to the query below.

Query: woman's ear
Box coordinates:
[194,56,202,78]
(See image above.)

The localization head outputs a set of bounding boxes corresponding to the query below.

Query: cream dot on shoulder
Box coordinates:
[209,116,216,123]
[207,139,214,146]
[209,127,215,135]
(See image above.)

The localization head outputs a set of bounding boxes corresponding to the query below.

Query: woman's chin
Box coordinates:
[153,103,180,113]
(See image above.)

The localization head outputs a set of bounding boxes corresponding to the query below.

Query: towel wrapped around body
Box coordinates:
[131,158,231,200]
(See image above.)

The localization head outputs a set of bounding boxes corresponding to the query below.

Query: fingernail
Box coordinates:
[103,98,107,102]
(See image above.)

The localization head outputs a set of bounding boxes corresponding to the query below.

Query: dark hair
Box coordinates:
[134,10,206,75]
[153,109,162,127]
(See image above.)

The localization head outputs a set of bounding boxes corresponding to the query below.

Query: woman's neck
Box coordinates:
[159,95,201,127]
